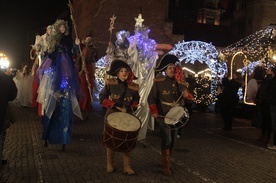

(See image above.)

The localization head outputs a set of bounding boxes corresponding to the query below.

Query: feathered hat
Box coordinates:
[155,54,179,72]
[106,59,137,79]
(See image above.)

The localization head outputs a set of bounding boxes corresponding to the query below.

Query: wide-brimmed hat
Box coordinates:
[155,54,179,72]
[106,59,137,79]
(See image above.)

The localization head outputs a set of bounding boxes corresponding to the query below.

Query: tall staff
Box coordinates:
[68,0,93,103]
[108,14,117,42]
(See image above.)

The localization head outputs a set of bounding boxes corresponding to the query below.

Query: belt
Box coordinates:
[161,100,180,107]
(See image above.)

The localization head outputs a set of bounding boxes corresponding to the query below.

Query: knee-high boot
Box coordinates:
[161,149,172,176]
[106,148,114,173]
[169,148,173,155]
[123,152,135,175]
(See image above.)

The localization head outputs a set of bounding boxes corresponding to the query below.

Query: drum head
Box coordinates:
[165,106,185,125]
[107,112,141,131]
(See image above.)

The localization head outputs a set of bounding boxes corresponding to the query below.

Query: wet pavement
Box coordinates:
[1,101,276,183]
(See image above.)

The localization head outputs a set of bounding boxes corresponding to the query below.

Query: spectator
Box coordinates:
[0,70,17,166]
[246,66,265,103]
[220,72,243,130]
[255,67,275,145]
[267,67,276,150]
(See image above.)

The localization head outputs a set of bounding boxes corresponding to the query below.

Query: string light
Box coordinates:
[220,25,276,63]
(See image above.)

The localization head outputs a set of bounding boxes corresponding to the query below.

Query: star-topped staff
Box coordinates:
[108,14,117,42]
[67,0,93,104]
[135,13,144,27]
[67,0,79,40]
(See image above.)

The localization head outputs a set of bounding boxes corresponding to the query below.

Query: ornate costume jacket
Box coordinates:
[147,76,187,117]
[99,78,140,116]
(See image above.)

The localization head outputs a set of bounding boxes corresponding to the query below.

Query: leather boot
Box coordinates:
[106,148,114,173]
[169,148,173,155]
[263,136,270,145]
[161,149,172,176]
[123,152,135,175]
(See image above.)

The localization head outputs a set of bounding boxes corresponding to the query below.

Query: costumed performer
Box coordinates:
[99,59,140,174]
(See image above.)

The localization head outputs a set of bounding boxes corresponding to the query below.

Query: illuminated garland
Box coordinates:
[220,25,276,63]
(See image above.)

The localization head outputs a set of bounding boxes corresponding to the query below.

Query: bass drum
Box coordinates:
[103,112,141,152]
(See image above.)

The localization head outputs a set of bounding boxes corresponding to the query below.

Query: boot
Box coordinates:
[169,148,173,155]
[44,140,48,147]
[123,152,135,175]
[256,135,264,143]
[62,144,65,151]
[263,136,270,145]
[106,148,114,173]
[161,149,172,176]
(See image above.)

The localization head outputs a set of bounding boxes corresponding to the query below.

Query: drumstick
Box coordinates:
[175,90,186,104]
[157,115,175,120]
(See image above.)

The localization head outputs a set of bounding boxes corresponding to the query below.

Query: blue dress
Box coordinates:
[37,34,82,144]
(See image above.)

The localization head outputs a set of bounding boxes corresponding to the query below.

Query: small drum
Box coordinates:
[164,106,189,130]
[103,112,141,152]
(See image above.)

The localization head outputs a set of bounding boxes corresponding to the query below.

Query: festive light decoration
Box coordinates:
[220,25,276,63]
[220,25,276,105]
[94,14,157,99]
[169,40,227,105]
[134,14,144,27]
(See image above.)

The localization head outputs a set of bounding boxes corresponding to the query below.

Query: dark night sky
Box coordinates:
[0,0,69,68]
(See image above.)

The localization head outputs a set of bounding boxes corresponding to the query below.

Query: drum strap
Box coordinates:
[161,100,180,107]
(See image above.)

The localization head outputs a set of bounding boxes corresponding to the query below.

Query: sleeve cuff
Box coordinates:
[102,99,115,108]
[149,104,158,115]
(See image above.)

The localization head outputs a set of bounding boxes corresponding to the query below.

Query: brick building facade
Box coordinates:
[72,0,183,57]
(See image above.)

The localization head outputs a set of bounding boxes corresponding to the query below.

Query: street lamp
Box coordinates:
[0,53,10,70]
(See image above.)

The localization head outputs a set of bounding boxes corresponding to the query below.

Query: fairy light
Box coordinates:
[183,67,195,74]
[221,25,276,62]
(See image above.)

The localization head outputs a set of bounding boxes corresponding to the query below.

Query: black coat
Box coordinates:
[220,79,242,106]
[268,77,276,105]
[0,71,17,134]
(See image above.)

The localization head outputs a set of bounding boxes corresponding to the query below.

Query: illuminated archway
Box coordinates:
[169,40,227,103]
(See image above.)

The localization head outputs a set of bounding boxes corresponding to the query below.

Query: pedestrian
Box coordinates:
[147,54,189,176]
[36,19,82,151]
[99,59,140,174]
[246,66,265,103]
[220,72,243,130]
[255,67,275,145]
[77,36,98,120]
[246,66,266,127]
[267,67,276,150]
[0,70,17,166]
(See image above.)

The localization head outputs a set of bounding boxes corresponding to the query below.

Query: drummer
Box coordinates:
[99,59,140,175]
[147,54,189,176]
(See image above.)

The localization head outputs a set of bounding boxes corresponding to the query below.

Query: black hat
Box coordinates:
[106,59,137,79]
[155,54,179,72]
